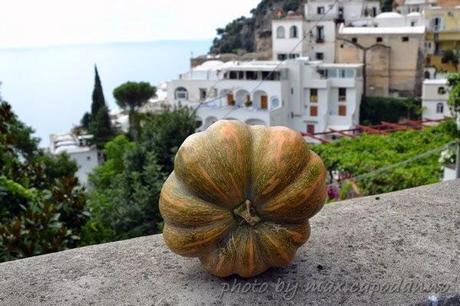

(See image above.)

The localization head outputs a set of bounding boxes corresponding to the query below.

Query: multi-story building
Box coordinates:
[336,12,426,97]
[396,0,437,14]
[167,58,363,139]
[272,0,381,63]
[49,133,100,186]
[421,78,452,120]
[423,5,460,72]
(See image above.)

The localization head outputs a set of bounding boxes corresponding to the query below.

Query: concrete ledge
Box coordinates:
[1,180,459,305]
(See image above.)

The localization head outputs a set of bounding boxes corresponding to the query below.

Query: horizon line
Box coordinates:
[0,38,214,51]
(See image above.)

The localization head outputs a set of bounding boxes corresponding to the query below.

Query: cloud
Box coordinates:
[0,0,261,48]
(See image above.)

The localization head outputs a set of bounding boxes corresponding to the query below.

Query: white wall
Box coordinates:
[272,20,306,60]
[422,81,452,120]
[70,149,99,186]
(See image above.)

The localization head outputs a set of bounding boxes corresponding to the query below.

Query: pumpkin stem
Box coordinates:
[233,200,261,226]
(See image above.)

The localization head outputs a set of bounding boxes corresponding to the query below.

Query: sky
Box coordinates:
[0,0,261,48]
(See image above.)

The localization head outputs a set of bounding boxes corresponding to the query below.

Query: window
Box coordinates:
[338,88,346,101]
[402,36,409,42]
[372,7,377,17]
[436,103,444,114]
[438,87,446,95]
[411,21,416,27]
[289,26,298,38]
[351,37,358,44]
[307,124,315,134]
[288,53,299,59]
[339,69,347,78]
[246,71,258,80]
[339,105,347,116]
[199,88,207,101]
[376,37,383,43]
[316,26,324,43]
[277,53,287,61]
[229,71,238,80]
[271,97,281,109]
[276,26,285,38]
[310,105,318,116]
[317,6,325,15]
[315,52,324,60]
[175,87,188,100]
[310,89,318,103]
[291,88,294,95]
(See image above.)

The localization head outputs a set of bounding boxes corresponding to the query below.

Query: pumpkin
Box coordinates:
[159,120,327,278]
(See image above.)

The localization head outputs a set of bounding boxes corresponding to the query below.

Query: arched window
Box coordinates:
[436,103,444,114]
[270,97,281,109]
[175,87,188,100]
[289,25,298,38]
[276,26,285,39]
[424,71,430,79]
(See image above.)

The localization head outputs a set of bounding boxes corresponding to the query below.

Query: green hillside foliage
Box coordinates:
[313,120,458,197]
[0,102,88,262]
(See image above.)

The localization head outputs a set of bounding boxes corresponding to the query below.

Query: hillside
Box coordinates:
[209,0,303,55]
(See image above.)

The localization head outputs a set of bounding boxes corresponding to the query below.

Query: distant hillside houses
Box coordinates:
[167,0,459,139]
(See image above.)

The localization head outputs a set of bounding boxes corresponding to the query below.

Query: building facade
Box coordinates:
[421,79,452,120]
[423,5,460,72]
[49,133,100,186]
[167,58,363,139]
[336,12,426,97]
[272,0,381,63]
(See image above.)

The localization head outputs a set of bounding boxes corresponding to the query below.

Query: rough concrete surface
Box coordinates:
[0,180,459,306]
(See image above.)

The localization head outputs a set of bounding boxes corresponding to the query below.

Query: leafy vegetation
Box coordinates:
[360,97,421,125]
[0,102,88,262]
[81,107,197,245]
[313,120,458,198]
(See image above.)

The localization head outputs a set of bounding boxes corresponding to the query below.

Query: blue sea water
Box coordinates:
[0,40,211,147]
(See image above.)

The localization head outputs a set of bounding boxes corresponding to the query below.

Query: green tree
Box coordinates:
[0,102,88,262]
[80,65,114,148]
[113,81,156,140]
[91,65,106,116]
[82,108,196,245]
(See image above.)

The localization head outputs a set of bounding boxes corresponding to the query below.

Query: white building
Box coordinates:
[272,0,381,63]
[49,133,100,186]
[167,58,363,140]
[422,79,452,120]
[396,0,437,15]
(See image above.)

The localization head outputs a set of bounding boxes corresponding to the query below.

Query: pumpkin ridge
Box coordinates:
[255,152,326,223]
[248,125,311,205]
[163,218,235,257]
[159,173,235,228]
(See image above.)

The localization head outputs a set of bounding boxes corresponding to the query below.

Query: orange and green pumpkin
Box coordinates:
[159,120,327,278]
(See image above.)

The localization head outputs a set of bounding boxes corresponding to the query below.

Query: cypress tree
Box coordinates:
[91,65,106,116]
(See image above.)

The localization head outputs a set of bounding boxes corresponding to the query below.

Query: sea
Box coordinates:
[0,40,211,147]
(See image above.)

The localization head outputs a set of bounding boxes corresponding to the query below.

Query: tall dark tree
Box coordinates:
[91,65,106,116]
[83,65,115,147]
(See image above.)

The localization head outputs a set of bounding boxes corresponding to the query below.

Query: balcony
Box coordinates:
[0,180,459,305]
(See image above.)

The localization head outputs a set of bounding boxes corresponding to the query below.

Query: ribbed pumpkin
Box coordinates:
[159,120,327,278]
